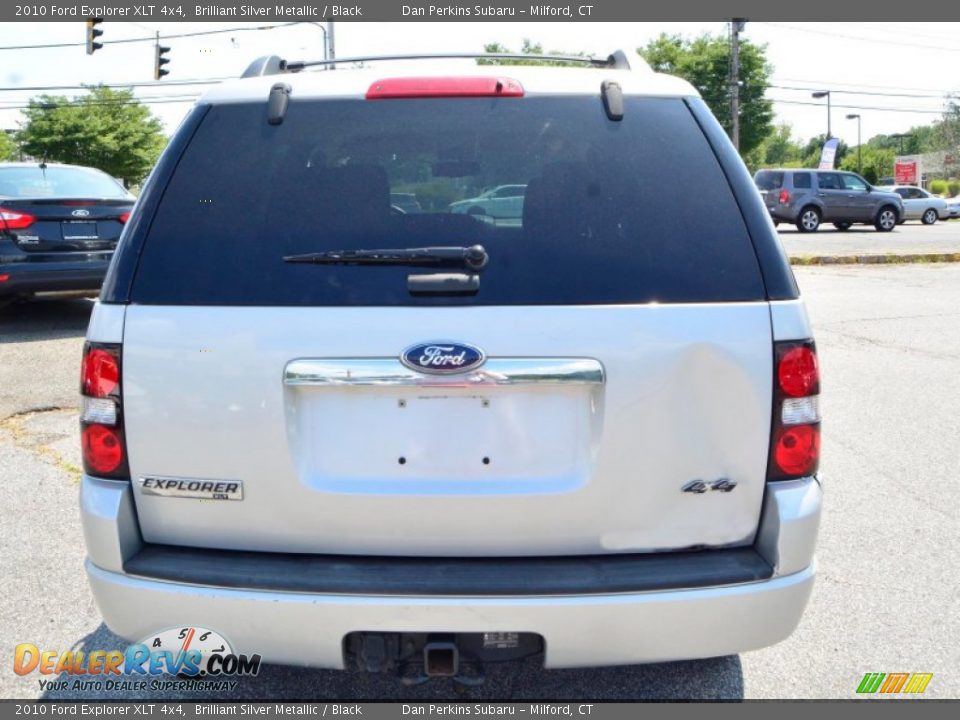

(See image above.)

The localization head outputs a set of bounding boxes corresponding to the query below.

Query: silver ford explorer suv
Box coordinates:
[80,50,822,681]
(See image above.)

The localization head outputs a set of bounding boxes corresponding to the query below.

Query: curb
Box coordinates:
[790,253,960,266]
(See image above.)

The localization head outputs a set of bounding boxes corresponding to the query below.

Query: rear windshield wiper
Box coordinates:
[283,245,489,271]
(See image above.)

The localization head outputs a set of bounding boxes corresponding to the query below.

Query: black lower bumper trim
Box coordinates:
[0,264,108,295]
[124,544,773,596]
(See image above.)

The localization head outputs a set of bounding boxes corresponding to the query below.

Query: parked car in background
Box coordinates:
[887,186,948,224]
[390,192,422,214]
[449,184,527,219]
[945,195,960,219]
[0,162,134,304]
[755,168,903,232]
[80,50,822,677]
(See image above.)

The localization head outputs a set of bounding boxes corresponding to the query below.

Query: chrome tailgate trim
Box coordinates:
[283,358,605,388]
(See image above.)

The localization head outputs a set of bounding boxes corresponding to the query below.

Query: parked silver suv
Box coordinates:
[756,168,903,233]
[79,51,822,682]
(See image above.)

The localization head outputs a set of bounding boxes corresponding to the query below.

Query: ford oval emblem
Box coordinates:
[401,341,486,375]
[71,208,91,217]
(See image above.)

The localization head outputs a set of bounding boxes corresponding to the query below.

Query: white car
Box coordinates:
[945,195,960,219]
[79,50,821,679]
[888,185,948,224]
[449,184,527,219]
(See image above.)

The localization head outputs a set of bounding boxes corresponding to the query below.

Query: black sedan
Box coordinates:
[0,162,134,303]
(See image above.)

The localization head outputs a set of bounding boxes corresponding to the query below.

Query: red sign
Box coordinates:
[895,160,919,185]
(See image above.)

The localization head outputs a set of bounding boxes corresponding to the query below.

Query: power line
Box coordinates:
[0,79,227,93]
[0,97,199,111]
[770,98,947,115]
[773,76,959,95]
[0,22,300,52]
[769,84,951,100]
[757,22,960,54]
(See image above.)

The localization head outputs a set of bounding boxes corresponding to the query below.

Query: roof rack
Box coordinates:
[241,50,635,78]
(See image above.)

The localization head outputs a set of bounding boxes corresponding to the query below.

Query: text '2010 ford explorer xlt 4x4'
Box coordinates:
[79,50,822,682]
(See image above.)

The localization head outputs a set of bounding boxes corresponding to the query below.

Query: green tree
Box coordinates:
[16,86,166,185]
[638,33,774,156]
[0,130,17,160]
[479,39,587,67]
[868,127,935,156]
[933,93,960,152]
[839,146,895,184]
[744,122,805,173]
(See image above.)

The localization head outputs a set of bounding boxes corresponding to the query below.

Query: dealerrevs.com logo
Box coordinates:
[14,626,261,693]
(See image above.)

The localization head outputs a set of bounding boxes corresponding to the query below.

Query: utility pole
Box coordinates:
[730,19,746,151]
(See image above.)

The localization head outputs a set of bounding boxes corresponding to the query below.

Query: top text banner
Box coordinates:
[4,0,958,22]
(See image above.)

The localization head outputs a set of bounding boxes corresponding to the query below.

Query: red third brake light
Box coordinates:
[768,341,821,480]
[366,77,525,100]
[0,207,36,230]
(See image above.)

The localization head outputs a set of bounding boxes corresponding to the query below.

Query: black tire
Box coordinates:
[796,206,821,233]
[875,206,898,232]
[833,222,853,231]
[921,208,938,225]
[773,220,780,227]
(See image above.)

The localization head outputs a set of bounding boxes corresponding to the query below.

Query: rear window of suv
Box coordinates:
[131,96,764,306]
[0,166,129,199]
[754,171,784,191]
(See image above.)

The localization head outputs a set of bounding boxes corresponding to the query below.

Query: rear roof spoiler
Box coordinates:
[241,50,639,78]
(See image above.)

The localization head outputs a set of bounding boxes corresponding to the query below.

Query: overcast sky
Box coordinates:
[1,21,957,147]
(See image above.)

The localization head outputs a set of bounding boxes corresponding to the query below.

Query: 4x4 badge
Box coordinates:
[682,479,738,494]
[401,341,486,375]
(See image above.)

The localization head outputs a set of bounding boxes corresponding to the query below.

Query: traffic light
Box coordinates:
[154,43,171,80]
[85,18,104,55]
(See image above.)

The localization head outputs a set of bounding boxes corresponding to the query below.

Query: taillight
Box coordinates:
[80,342,129,479]
[778,190,791,205]
[0,207,36,230]
[119,212,131,224]
[768,341,820,480]
[366,76,524,99]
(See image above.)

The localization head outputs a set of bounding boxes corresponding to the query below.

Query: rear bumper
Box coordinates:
[80,476,822,668]
[767,205,799,223]
[0,259,109,295]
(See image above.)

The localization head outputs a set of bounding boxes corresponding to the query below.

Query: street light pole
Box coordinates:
[812,91,832,139]
[298,22,328,60]
[846,114,862,175]
[327,21,335,68]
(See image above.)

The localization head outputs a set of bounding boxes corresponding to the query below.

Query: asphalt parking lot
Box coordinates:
[778,217,960,257]
[1,260,958,700]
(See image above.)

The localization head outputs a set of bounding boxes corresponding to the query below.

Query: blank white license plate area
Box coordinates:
[287,387,599,495]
